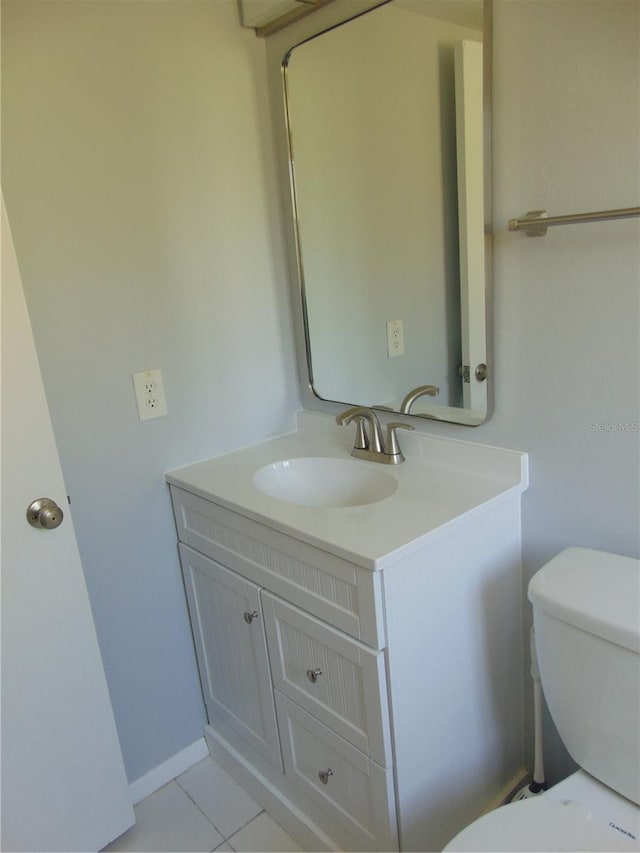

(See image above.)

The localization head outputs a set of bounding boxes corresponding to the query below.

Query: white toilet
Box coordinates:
[445,547,640,851]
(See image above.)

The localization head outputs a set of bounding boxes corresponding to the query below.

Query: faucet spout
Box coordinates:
[400,384,439,414]
[336,406,412,463]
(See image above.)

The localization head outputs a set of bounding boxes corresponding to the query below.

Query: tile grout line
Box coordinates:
[173,777,227,841]
[225,810,268,845]
[211,842,236,853]
[221,808,271,848]
[226,810,308,853]
[174,775,265,843]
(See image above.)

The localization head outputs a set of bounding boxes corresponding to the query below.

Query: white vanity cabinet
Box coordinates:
[171,486,398,851]
[170,459,526,853]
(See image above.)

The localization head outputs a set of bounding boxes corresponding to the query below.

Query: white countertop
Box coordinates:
[166,411,528,569]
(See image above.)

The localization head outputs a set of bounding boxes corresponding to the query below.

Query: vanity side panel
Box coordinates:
[383,497,524,852]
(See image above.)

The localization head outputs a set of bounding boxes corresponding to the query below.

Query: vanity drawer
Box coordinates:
[170,487,385,648]
[275,693,397,852]
[262,593,391,767]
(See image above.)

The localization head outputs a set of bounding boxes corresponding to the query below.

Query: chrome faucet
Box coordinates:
[400,384,439,414]
[336,406,414,464]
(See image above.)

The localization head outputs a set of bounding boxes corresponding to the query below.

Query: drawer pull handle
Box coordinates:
[318,768,334,785]
[243,610,259,624]
[306,667,323,683]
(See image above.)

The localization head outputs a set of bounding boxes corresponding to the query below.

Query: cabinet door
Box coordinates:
[179,544,282,770]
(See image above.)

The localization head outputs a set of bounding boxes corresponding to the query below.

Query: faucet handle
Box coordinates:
[336,407,369,450]
[385,422,415,459]
[348,415,369,451]
[336,406,384,457]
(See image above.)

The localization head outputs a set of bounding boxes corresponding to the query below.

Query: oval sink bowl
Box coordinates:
[254,457,397,508]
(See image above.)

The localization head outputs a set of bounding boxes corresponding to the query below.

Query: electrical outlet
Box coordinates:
[386,319,404,357]
[132,369,168,421]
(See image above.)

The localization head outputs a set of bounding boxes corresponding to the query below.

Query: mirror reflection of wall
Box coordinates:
[284,0,488,424]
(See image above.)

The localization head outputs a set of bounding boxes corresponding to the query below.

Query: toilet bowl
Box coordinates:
[445,770,640,851]
[444,548,640,852]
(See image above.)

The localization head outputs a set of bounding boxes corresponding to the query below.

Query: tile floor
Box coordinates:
[103,756,305,853]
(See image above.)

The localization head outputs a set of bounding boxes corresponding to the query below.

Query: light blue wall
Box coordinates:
[485,0,640,780]
[1,0,300,783]
[417,0,640,782]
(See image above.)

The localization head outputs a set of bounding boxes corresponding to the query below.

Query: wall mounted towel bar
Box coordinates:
[508,206,640,237]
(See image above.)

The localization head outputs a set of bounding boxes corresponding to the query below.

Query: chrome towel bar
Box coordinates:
[508,206,640,237]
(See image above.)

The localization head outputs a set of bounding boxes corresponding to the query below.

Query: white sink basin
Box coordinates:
[254,457,397,508]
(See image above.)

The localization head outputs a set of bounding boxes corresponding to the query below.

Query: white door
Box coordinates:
[455,40,487,415]
[1,198,135,852]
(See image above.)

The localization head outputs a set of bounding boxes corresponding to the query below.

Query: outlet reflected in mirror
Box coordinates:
[284,0,490,425]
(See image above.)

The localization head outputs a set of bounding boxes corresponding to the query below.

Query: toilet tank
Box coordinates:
[528,547,640,805]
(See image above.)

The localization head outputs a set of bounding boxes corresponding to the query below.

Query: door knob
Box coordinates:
[26,498,64,530]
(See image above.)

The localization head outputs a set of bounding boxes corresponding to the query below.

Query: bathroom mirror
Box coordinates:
[283,0,490,425]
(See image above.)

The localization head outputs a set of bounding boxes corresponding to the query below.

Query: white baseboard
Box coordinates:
[129,737,210,805]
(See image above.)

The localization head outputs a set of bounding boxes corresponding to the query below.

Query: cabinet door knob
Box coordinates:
[243,610,259,624]
[306,667,323,683]
[318,768,334,785]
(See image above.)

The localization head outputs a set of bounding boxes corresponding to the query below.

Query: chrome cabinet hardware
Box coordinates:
[306,667,323,683]
[244,610,259,624]
[26,498,64,530]
[318,768,334,785]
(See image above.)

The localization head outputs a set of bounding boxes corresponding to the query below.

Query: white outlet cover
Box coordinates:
[132,369,168,421]
[386,319,404,358]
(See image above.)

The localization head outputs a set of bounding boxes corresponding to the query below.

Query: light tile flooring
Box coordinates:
[103,756,304,853]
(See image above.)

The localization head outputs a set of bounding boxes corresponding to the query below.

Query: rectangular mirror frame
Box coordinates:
[267,0,493,427]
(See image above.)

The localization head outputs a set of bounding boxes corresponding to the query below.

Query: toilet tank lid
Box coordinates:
[528,548,640,653]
